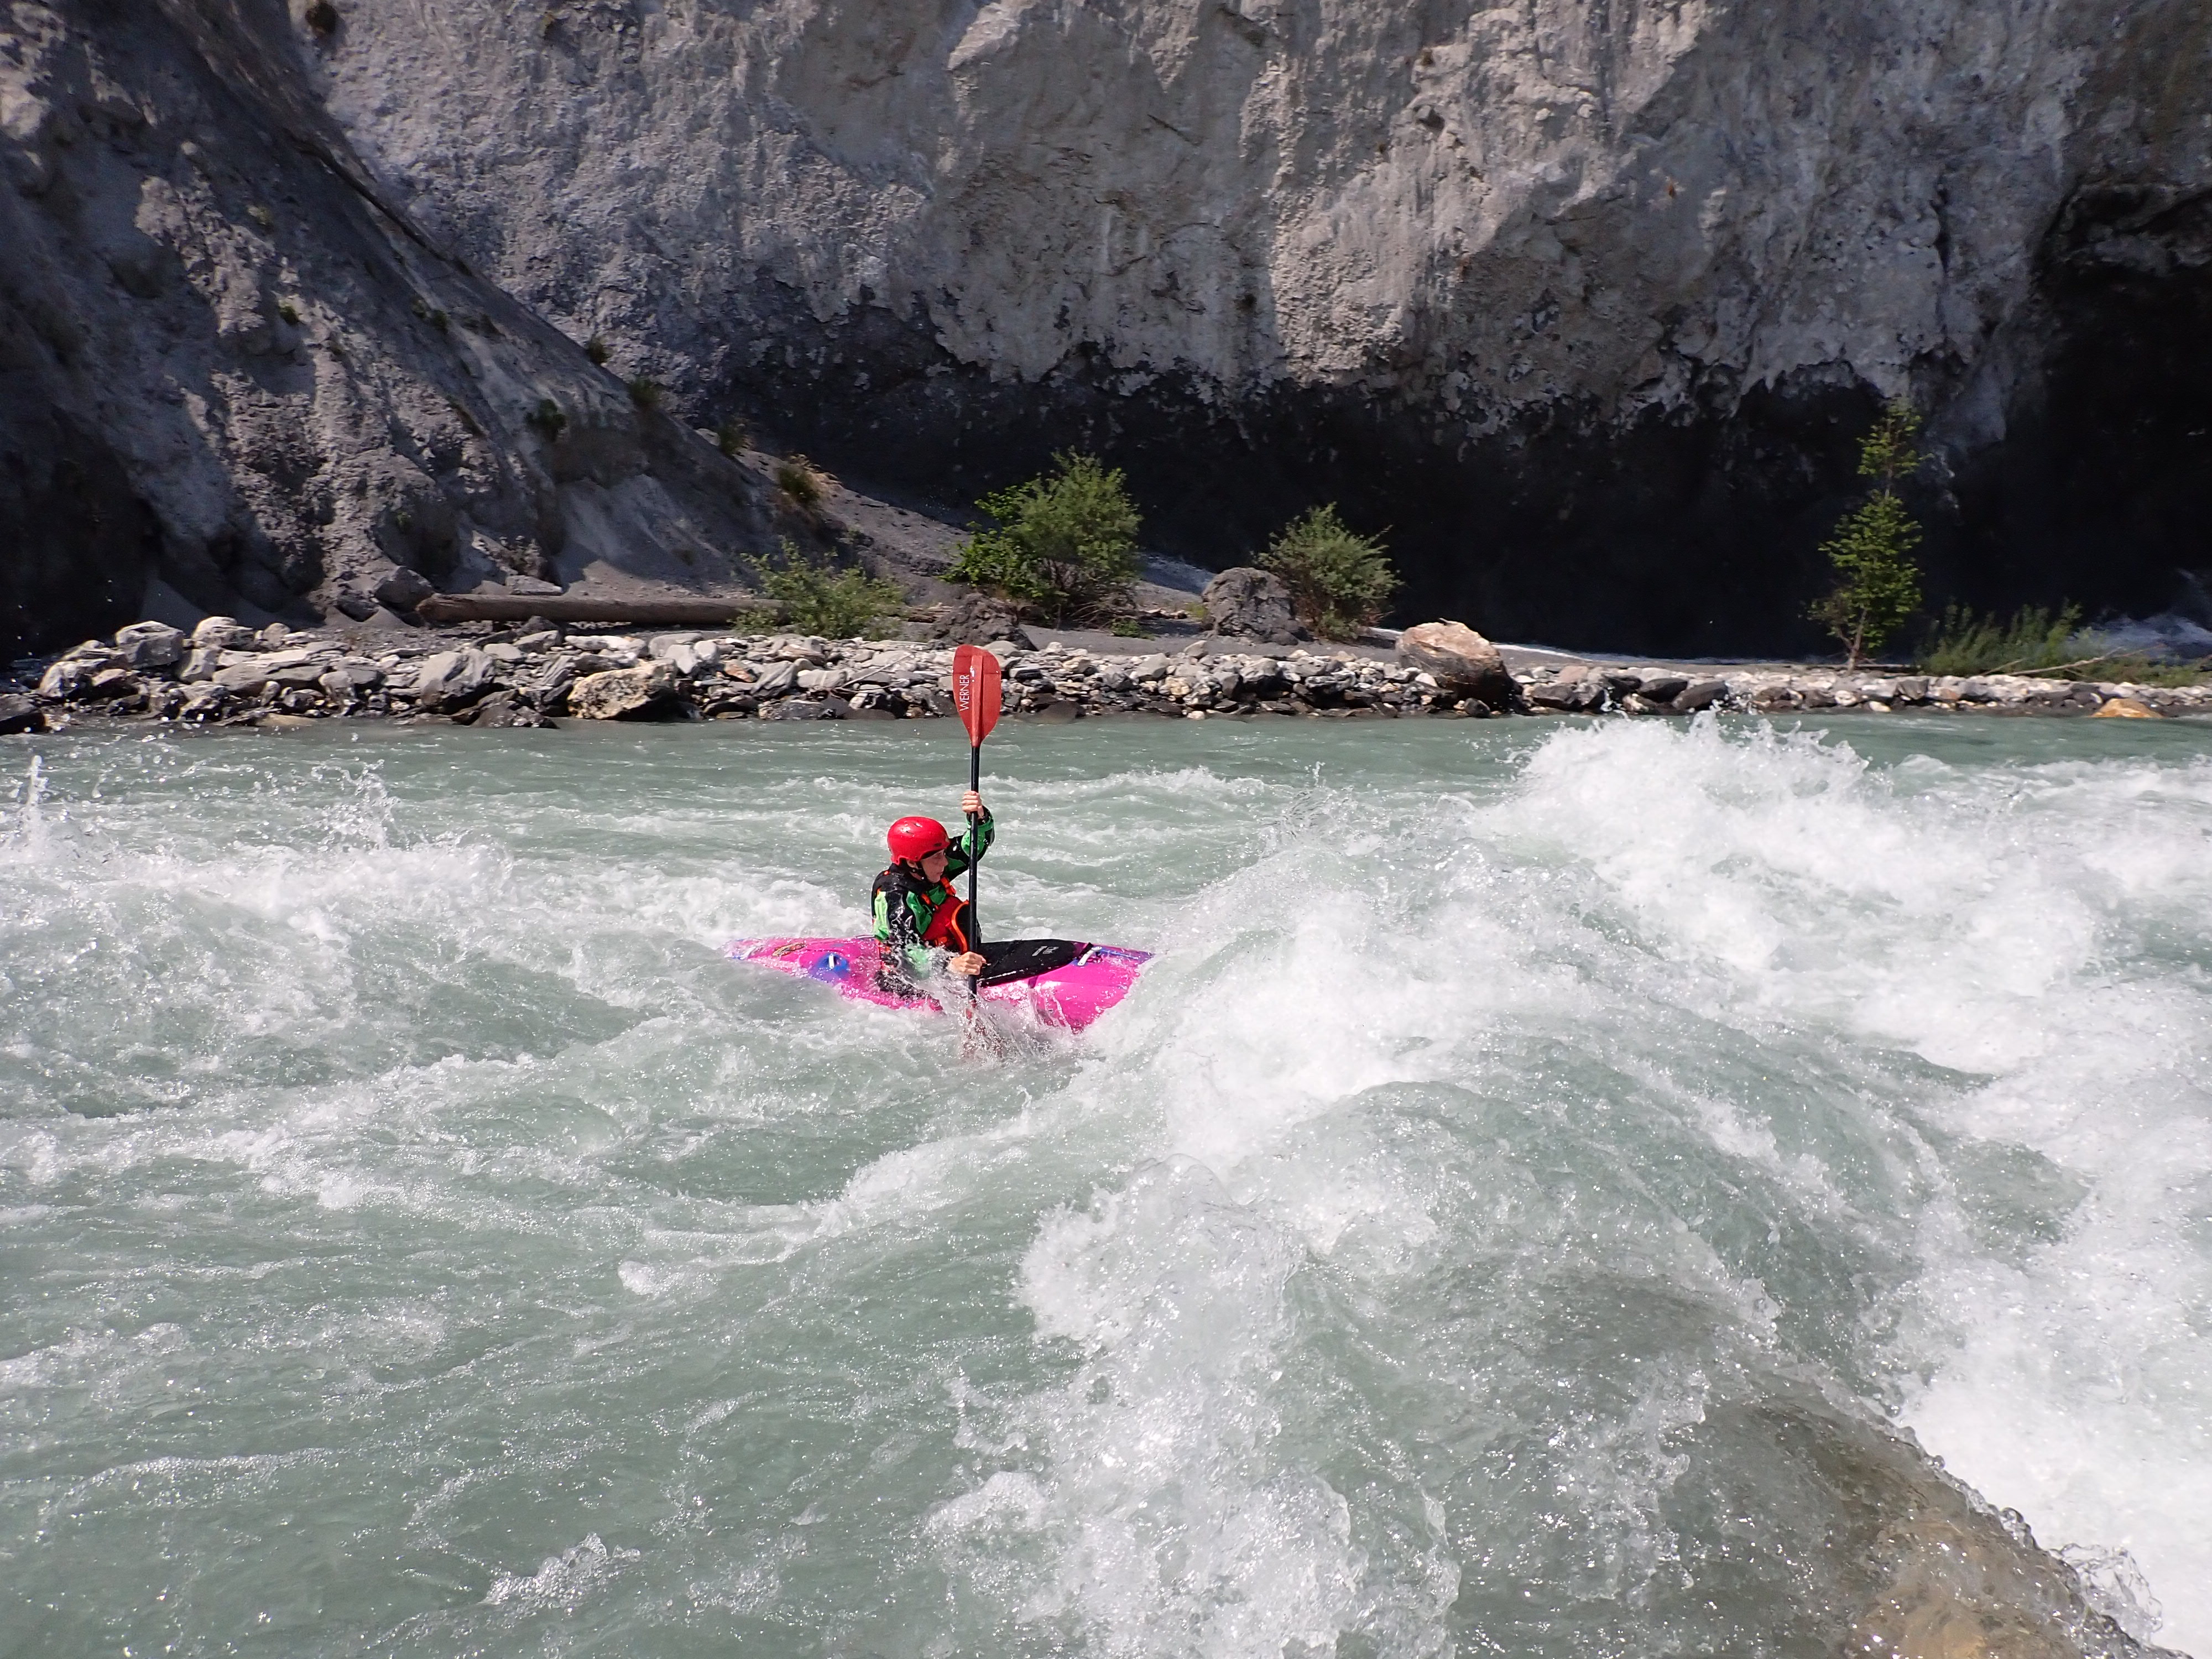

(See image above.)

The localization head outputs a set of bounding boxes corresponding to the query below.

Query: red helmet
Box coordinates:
[887,816,951,863]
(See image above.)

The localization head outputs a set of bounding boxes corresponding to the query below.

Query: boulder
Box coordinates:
[85,667,142,701]
[749,660,801,696]
[36,659,95,699]
[191,615,257,650]
[460,689,550,727]
[1396,622,1518,708]
[319,665,384,698]
[1673,679,1730,713]
[373,568,437,613]
[2091,696,2163,719]
[0,692,45,735]
[330,588,381,622]
[113,621,184,670]
[1527,670,1604,712]
[761,695,847,720]
[567,663,674,719]
[410,648,497,710]
[1201,567,1307,643]
[922,591,1034,650]
[212,661,278,693]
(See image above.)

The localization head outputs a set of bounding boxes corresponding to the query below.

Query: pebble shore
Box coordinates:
[2,617,2205,735]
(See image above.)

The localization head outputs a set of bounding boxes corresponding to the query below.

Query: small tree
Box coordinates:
[951,452,1141,625]
[1260,504,1398,638]
[759,539,905,639]
[1812,400,1924,666]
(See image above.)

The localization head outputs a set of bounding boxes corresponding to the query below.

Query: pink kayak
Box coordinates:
[725,937,1151,1032]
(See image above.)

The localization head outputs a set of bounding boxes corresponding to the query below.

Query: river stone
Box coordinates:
[761,696,846,720]
[750,660,800,696]
[0,692,44,734]
[2091,696,2163,718]
[36,659,93,698]
[412,648,497,710]
[330,587,380,622]
[320,665,384,698]
[1397,622,1517,708]
[568,664,674,719]
[212,660,278,693]
[922,591,1035,650]
[191,616,256,650]
[374,568,436,613]
[1674,679,1729,713]
[1201,567,1306,643]
[113,621,184,670]
[463,690,549,727]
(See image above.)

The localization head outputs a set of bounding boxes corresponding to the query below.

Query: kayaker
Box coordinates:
[874,790,992,992]
[872,794,1081,995]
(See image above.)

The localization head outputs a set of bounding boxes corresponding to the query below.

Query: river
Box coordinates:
[3,713,2208,1657]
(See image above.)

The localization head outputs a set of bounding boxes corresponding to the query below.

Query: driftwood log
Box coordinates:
[415,594,776,626]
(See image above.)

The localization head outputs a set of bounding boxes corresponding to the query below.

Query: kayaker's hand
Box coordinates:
[961,790,984,819]
[949,951,985,977]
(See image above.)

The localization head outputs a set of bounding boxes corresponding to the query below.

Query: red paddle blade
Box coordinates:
[952,644,1002,745]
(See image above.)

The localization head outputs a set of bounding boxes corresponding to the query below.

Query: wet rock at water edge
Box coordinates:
[410,648,496,711]
[1673,679,1730,713]
[1527,667,1605,712]
[761,696,847,719]
[1202,567,1307,644]
[459,689,551,727]
[568,663,677,720]
[1398,621,1520,709]
[0,692,47,735]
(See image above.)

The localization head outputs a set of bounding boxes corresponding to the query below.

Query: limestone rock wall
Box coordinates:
[313,0,2212,651]
[0,0,774,658]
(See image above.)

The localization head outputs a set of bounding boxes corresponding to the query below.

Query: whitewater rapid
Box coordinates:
[2,714,2206,1657]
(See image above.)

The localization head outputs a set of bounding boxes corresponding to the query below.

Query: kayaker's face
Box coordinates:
[920,849,948,882]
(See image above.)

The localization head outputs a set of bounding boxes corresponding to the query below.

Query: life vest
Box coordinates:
[920,884,970,952]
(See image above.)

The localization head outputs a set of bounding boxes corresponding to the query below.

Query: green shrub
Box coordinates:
[1108,615,1148,638]
[627,375,662,410]
[1919,604,2209,684]
[526,398,567,440]
[716,419,748,458]
[951,452,1141,625]
[276,300,300,325]
[759,539,903,639]
[586,335,611,366]
[775,456,831,508]
[1259,504,1397,638]
[2078,656,2208,687]
[1811,400,1924,665]
[1918,603,2083,676]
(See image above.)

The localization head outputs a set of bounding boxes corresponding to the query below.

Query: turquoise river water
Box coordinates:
[2,713,2209,1658]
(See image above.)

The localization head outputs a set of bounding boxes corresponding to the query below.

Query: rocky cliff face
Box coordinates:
[315,0,2212,653]
[0,0,774,659]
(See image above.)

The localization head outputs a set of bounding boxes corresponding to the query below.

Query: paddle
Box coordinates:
[951,644,1003,951]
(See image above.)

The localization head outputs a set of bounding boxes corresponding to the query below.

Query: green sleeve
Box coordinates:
[944,811,994,879]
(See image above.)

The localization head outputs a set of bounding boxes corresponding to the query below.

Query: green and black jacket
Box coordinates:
[871,813,993,989]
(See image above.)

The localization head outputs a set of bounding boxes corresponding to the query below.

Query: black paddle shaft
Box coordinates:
[966,741,982,947]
